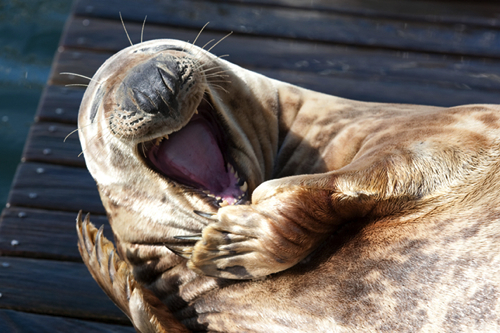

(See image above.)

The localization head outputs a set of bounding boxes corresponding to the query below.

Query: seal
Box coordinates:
[77,38,500,332]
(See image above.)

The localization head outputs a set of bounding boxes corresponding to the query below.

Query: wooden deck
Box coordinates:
[2,0,500,330]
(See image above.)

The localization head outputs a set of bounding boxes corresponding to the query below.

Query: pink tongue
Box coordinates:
[150,118,229,192]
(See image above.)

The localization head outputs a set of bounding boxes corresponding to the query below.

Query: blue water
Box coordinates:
[0,0,72,208]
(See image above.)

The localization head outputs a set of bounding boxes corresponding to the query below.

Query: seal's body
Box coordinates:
[77,39,500,332]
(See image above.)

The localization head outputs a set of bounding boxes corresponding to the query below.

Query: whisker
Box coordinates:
[205,77,230,82]
[204,74,230,79]
[209,83,229,94]
[198,63,224,73]
[206,31,233,53]
[201,39,215,50]
[119,12,133,46]
[202,67,227,75]
[193,22,210,47]
[206,77,231,82]
[60,72,100,84]
[141,15,147,43]
[76,112,115,132]
[202,96,214,109]
[64,128,79,142]
[204,72,230,78]
[65,83,89,87]
[208,81,232,85]
[199,68,229,75]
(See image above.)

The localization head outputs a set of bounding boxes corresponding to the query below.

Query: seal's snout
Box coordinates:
[118,57,181,118]
[107,49,203,143]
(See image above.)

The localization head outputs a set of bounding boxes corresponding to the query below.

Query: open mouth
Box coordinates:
[141,94,248,207]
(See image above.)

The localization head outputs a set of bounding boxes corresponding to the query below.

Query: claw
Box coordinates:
[176,253,191,260]
[165,244,192,260]
[108,251,117,283]
[174,234,203,241]
[177,253,190,260]
[194,210,218,220]
[94,225,107,267]
[79,212,95,256]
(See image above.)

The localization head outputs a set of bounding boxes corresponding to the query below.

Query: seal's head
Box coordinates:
[78,39,279,247]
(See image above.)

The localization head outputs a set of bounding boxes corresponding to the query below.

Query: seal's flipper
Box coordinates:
[76,212,188,333]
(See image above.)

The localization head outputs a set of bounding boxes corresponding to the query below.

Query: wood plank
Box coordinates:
[62,15,207,52]
[74,0,500,58]
[60,15,500,93]
[221,0,500,28]
[0,256,129,324]
[1,0,499,331]
[35,85,84,125]
[0,207,110,261]
[6,162,104,215]
[49,47,107,86]
[0,309,135,333]
[49,46,500,107]
[262,68,500,106]
[22,122,84,168]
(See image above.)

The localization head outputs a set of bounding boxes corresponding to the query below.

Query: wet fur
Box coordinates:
[78,39,500,332]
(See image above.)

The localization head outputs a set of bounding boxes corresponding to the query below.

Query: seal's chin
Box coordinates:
[142,95,248,207]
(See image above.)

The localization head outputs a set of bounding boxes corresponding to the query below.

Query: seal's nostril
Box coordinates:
[132,88,158,114]
[156,67,179,116]
[158,67,178,96]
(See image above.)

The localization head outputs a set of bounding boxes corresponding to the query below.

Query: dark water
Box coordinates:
[0,0,72,208]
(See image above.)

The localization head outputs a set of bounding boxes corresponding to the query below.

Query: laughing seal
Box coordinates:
[77,39,500,332]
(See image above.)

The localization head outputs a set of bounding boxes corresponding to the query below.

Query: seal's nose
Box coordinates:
[118,57,180,117]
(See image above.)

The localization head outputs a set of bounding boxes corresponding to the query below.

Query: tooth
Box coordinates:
[216,196,221,200]
[207,194,215,198]
[195,109,199,114]
[155,138,161,146]
[227,164,239,179]
[240,181,248,192]
[164,134,169,140]
[220,200,229,207]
